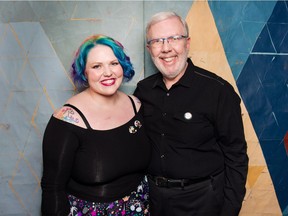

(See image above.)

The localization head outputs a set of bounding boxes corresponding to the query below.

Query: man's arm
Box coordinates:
[216,84,249,216]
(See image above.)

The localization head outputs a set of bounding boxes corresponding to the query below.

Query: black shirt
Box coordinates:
[134,58,248,213]
[41,96,151,215]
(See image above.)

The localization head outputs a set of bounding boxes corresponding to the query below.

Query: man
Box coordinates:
[134,11,248,216]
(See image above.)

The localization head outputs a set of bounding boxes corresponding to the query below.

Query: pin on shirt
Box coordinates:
[129,120,142,134]
[184,112,192,120]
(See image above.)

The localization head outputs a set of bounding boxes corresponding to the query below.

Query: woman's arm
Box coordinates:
[41,117,79,216]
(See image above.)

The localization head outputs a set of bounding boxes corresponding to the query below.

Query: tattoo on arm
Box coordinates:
[57,107,79,124]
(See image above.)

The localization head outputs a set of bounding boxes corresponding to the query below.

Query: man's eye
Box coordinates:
[170,36,179,41]
[154,39,163,43]
[150,39,161,45]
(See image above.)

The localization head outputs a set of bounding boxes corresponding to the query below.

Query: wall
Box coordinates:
[0,1,287,215]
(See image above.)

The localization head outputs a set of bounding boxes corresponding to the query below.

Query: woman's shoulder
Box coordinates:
[53,94,88,128]
[128,94,142,112]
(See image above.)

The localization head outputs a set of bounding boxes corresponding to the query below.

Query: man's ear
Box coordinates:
[146,45,150,51]
[186,37,191,50]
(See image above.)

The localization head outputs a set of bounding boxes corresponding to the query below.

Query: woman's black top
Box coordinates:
[41,96,151,215]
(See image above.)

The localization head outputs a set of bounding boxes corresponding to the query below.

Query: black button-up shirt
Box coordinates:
[134,58,248,214]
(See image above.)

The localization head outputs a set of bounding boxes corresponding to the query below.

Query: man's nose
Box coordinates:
[161,39,172,52]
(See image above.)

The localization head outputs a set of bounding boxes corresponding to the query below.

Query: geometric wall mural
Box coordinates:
[0,1,287,215]
[188,0,285,215]
[210,0,288,214]
[237,0,288,214]
[0,21,74,215]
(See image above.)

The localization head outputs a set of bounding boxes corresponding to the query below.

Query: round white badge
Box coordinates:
[184,112,192,120]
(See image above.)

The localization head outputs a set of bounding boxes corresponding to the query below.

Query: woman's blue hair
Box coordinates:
[71,34,135,88]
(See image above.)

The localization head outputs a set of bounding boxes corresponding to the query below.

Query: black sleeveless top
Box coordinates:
[41,96,151,215]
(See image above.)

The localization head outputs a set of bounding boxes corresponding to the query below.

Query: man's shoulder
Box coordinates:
[137,72,161,86]
[192,65,229,87]
[191,64,238,98]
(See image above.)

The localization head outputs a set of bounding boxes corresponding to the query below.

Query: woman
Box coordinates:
[41,34,151,216]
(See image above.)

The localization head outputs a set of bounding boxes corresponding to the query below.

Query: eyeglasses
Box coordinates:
[147,35,188,48]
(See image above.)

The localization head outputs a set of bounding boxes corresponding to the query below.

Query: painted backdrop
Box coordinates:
[0,1,287,215]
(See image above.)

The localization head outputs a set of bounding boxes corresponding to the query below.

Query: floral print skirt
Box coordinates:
[68,176,149,216]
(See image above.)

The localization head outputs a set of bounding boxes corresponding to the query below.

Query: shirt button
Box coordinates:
[161,155,165,158]
[166,93,170,96]
[161,133,165,136]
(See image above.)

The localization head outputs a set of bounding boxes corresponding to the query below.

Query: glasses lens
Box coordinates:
[148,35,187,48]
[149,39,162,47]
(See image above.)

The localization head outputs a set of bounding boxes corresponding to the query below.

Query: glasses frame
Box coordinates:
[147,35,189,47]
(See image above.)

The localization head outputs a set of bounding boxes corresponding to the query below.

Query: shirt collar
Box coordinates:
[152,58,195,89]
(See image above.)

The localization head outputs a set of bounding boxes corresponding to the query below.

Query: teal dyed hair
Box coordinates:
[71,34,135,88]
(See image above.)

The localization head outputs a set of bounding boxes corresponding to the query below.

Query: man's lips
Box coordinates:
[160,56,176,63]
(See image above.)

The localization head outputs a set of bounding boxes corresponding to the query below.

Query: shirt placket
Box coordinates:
[159,90,170,175]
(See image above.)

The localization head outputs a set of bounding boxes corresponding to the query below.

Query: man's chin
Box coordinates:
[162,72,179,80]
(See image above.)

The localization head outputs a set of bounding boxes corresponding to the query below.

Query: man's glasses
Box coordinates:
[147,35,188,48]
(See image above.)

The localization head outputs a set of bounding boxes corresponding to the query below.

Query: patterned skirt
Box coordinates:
[68,176,149,216]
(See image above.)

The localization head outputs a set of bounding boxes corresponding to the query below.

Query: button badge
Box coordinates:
[184,112,192,120]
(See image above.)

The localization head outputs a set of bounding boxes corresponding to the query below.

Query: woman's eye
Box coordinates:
[92,65,100,69]
[112,62,119,66]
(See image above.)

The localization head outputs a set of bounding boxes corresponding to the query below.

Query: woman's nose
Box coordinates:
[103,67,112,76]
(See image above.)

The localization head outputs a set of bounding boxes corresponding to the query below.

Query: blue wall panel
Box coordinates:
[210,0,288,213]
